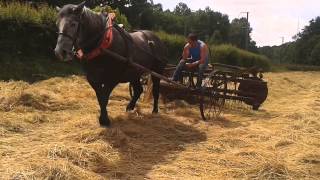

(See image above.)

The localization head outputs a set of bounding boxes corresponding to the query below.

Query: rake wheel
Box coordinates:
[199,71,227,121]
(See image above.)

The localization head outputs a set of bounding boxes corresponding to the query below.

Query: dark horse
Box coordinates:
[54,2,167,127]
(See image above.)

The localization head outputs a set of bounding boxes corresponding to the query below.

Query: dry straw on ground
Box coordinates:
[0,72,319,179]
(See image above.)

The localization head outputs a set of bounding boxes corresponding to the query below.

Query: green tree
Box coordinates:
[187,7,230,43]
[311,41,320,65]
[229,17,257,52]
[173,2,191,16]
[229,18,248,49]
[294,17,320,64]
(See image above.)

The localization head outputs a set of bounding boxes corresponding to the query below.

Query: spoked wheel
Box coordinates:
[199,71,227,121]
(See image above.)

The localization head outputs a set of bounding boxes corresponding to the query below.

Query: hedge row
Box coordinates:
[155,31,185,62]
[0,2,56,56]
[0,2,130,56]
[156,31,271,71]
[212,45,271,71]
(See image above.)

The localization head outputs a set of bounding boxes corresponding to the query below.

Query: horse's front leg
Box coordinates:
[89,81,115,127]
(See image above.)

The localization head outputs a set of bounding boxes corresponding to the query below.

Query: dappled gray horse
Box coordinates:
[54,2,167,127]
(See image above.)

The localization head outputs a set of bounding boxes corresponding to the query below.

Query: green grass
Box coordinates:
[0,2,56,25]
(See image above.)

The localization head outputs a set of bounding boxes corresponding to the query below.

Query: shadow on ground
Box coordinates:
[86,113,207,179]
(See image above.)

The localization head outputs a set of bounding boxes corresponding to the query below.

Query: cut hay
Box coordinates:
[0,72,320,179]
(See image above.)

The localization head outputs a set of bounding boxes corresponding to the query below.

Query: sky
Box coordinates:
[152,0,320,47]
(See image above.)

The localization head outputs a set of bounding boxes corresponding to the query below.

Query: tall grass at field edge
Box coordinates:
[0,2,56,25]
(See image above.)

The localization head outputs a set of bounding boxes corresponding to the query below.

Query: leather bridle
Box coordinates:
[56,14,109,58]
[56,18,81,47]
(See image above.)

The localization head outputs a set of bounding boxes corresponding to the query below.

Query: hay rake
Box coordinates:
[101,48,268,121]
[133,63,268,121]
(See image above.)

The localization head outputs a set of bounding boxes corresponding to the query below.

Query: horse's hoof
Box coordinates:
[99,117,111,128]
[99,121,111,128]
[126,108,134,112]
[152,109,158,114]
[126,104,135,112]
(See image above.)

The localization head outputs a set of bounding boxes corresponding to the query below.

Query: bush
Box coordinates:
[0,2,132,56]
[0,2,57,56]
[212,44,271,71]
[155,31,185,63]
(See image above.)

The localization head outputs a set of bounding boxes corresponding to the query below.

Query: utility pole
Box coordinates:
[280,36,284,44]
[241,12,249,50]
[297,19,300,35]
[279,36,285,64]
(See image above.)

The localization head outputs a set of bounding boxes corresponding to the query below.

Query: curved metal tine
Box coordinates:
[204,81,213,120]
[207,94,214,120]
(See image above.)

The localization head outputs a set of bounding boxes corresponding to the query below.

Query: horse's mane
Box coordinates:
[77,7,106,51]
[81,7,104,29]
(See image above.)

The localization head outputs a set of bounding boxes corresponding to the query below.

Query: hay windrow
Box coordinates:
[0,72,320,179]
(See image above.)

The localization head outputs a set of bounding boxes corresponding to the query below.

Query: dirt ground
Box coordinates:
[0,71,319,179]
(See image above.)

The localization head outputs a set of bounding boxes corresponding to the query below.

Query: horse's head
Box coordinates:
[54,1,86,61]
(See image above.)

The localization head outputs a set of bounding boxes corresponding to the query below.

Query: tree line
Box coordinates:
[259,17,320,66]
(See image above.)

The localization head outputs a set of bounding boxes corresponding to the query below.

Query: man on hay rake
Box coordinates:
[172,33,209,88]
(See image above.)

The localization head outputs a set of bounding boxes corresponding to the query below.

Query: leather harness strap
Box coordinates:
[75,13,167,65]
[76,13,116,60]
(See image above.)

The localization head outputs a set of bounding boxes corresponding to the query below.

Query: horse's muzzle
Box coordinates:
[54,47,73,62]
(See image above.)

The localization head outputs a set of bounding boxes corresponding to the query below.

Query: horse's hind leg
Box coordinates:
[151,76,160,114]
[126,79,143,111]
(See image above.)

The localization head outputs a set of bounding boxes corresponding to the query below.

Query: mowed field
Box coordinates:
[0,71,319,179]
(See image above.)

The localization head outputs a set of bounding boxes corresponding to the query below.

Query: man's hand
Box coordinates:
[185,63,193,68]
[186,62,198,69]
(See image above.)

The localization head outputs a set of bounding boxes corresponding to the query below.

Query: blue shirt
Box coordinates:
[188,40,208,64]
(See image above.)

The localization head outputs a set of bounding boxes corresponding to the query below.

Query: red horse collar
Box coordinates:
[76,13,115,60]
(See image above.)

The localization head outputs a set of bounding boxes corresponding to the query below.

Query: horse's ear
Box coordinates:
[56,6,61,12]
[73,1,86,14]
